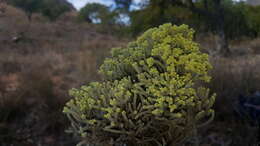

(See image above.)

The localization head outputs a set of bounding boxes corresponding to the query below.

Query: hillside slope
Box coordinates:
[0,5,127,146]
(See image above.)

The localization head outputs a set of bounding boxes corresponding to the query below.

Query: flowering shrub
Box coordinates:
[63,23,216,146]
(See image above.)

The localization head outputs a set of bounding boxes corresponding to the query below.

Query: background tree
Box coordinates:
[8,0,42,20]
[130,0,195,35]
[129,0,257,56]
[40,0,73,21]
[78,3,116,25]
[114,0,133,13]
[7,0,73,21]
[244,5,260,37]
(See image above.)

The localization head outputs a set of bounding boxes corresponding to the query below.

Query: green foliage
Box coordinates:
[131,6,196,36]
[8,0,72,21]
[78,3,116,25]
[40,0,72,21]
[64,24,216,146]
[8,0,42,19]
[130,0,181,35]
[222,2,251,39]
[114,0,133,13]
[129,0,260,39]
[244,5,260,37]
[193,0,252,39]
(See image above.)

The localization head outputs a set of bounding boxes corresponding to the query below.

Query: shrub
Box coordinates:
[63,24,216,146]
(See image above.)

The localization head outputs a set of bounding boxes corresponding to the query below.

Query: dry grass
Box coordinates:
[0,5,127,145]
[197,33,260,56]
[249,38,260,54]
[210,55,260,114]
[180,55,260,146]
[201,55,260,145]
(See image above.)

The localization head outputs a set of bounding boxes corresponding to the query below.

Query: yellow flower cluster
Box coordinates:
[63,23,216,145]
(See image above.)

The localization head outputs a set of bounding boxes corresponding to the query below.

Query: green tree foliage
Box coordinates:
[220,1,251,39]
[78,3,116,25]
[8,0,41,20]
[40,0,72,21]
[128,0,260,56]
[63,24,216,146]
[244,5,260,37]
[130,0,196,36]
[7,0,72,21]
[114,0,133,12]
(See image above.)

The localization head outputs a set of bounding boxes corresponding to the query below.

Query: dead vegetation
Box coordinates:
[0,5,127,146]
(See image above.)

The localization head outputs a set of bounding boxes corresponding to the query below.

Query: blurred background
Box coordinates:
[0,0,260,145]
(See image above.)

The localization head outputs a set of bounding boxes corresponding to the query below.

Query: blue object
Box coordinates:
[234,91,260,125]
